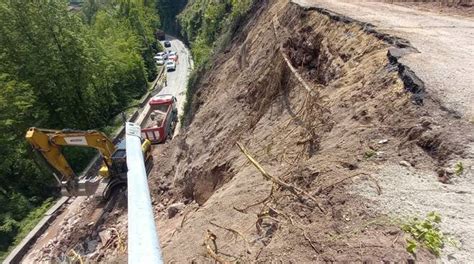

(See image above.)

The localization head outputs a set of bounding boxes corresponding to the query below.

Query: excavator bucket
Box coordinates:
[60,179,101,197]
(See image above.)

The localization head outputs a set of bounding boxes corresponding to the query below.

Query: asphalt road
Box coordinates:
[293,0,474,120]
[159,36,193,133]
[136,36,193,133]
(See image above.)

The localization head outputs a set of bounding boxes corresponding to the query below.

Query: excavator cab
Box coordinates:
[100,140,153,198]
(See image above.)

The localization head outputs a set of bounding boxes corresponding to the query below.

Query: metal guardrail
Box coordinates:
[125,123,163,264]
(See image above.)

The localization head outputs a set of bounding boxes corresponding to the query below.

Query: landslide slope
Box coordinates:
[150,0,473,262]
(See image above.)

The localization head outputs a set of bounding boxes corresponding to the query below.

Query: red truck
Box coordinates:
[141,94,178,144]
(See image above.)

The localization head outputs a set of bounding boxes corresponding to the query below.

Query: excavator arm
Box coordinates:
[25,127,117,196]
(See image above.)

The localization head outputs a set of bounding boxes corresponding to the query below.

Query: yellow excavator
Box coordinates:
[25,127,153,199]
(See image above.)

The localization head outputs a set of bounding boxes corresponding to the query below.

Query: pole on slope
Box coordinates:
[125,122,163,264]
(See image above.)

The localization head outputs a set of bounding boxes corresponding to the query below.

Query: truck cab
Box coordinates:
[141,94,178,144]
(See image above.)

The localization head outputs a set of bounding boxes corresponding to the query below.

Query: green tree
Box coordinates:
[178,0,253,67]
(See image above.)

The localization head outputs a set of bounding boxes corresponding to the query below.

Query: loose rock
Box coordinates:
[167,202,185,218]
[399,160,411,167]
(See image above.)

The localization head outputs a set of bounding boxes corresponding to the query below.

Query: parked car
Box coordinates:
[154,55,165,65]
[168,51,178,61]
[157,51,168,60]
[166,60,176,71]
[164,40,171,48]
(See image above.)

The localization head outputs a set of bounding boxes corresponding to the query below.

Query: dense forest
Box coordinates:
[156,0,188,35]
[0,0,161,258]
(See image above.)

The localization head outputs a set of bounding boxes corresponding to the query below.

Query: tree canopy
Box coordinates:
[178,0,253,66]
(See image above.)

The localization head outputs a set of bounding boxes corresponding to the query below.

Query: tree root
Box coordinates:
[237,142,325,213]
[210,221,251,254]
[317,172,381,196]
[69,249,84,264]
[265,205,321,254]
[204,230,231,264]
[234,184,275,213]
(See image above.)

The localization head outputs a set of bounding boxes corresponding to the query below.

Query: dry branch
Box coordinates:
[204,230,231,264]
[234,184,276,213]
[303,232,321,254]
[69,249,84,264]
[236,142,325,213]
[210,221,251,254]
[110,228,125,253]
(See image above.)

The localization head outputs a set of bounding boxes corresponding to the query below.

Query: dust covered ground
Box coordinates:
[382,0,474,17]
[148,0,473,263]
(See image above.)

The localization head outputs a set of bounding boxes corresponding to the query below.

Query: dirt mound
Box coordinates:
[147,0,472,262]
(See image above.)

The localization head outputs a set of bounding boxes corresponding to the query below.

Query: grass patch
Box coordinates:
[454,161,464,176]
[0,198,55,261]
[364,150,376,159]
[402,212,455,257]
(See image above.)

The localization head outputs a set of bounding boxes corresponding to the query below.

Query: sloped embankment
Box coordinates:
[150,0,472,262]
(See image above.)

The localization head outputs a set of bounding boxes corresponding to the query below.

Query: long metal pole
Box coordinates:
[126,122,163,264]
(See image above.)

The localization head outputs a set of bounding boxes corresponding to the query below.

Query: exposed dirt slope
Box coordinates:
[148,0,473,263]
[293,0,474,121]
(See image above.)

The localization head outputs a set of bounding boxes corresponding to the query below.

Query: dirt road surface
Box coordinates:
[293,0,474,120]
[19,37,192,263]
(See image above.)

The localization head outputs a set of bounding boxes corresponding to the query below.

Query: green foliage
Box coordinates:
[178,0,254,67]
[454,161,464,176]
[0,198,54,261]
[402,212,446,256]
[364,150,376,159]
[180,67,204,126]
[177,0,254,125]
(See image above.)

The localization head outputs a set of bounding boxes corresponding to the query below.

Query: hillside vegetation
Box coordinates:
[178,0,253,66]
[0,0,161,258]
[177,0,254,125]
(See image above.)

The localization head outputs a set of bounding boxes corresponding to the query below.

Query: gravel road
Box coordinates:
[293,0,474,120]
[135,36,192,133]
[160,36,193,133]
